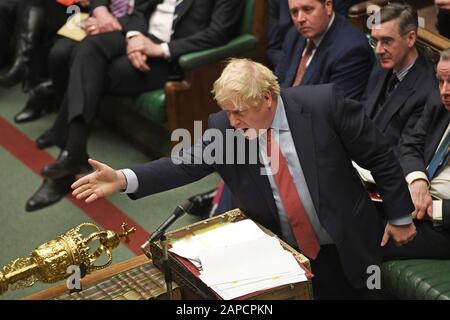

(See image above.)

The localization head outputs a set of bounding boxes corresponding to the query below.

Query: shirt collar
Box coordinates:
[270,96,290,131]
[310,13,335,48]
[394,57,417,82]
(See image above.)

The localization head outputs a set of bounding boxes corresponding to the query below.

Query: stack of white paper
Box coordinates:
[168,220,307,299]
[169,219,267,268]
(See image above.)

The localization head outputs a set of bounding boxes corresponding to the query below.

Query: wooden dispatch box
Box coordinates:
[149,209,313,300]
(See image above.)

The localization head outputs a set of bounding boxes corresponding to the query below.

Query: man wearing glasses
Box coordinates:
[362,3,437,152]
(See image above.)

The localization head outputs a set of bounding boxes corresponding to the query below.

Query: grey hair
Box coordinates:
[379,3,418,35]
[440,47,450,61]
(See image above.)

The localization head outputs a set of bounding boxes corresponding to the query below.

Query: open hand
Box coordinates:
[71,159,127,203]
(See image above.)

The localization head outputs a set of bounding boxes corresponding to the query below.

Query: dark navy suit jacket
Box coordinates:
[267,0,364,69]
[362,55,437,151]
[129,84,414,287]
[275,14,374,99]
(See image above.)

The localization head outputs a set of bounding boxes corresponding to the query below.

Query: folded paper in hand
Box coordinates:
[57,12,89,42]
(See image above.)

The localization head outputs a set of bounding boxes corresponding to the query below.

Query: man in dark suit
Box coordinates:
[362,3,437,151]
[275,0,374,99]
[24,0,244,212]
[267,0,363,69]
[71,59,417,299]
[384,50,450,260]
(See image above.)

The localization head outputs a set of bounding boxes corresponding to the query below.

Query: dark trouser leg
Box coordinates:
[310,245,376,299]
[383,220,450,260]
[46,31,170,155]
[28,0,68,86]
[48,37,79,111]
[0,0,20,67]
[14,37,77,123]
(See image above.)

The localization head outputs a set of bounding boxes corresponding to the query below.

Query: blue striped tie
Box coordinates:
[427,130,450,180]
[110,0,129,18]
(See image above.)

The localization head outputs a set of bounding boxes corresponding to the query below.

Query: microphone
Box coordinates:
[141,199,193,251]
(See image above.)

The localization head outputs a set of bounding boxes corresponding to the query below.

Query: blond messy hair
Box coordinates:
[212,58,280,111]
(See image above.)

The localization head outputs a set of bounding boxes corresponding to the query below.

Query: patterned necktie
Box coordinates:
[427,130,450,180]
[267,129,320,259]
[110,0,129,18]
[292,40,316,87]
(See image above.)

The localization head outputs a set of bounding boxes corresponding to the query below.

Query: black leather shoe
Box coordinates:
[186,188,217,217]
[14,79,54,123]
[25,176,75,212]
[36,129,54,149]
[41,150,91,179]
[14,102,46,123]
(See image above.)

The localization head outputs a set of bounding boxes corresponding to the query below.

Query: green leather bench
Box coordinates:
[382,260,450,299]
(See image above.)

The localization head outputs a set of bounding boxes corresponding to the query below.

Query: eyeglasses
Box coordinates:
[368,37,395,50]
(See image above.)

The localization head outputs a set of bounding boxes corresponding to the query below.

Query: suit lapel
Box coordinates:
[286,37,306,86]
[300,14,339,85]
[242,141,279,223]
[374,74,415,130]
[428,110,450,163]
[366,69,389,117]
[282,92,320,213]
[245,161,279,222]
[173,0,193,28]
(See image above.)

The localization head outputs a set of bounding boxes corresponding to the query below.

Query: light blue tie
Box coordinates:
[427,130,450,180]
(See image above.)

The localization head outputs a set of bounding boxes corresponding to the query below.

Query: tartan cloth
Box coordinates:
[54,263,168,300]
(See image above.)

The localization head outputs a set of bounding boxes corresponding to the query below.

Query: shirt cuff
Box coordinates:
[120,169,139,194]
[405,171,429,185]
[160,43,170,59]
[432,200,443,223]
[389,215,413,226]
[126,31,142,40]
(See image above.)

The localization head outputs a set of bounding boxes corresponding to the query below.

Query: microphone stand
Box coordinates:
[141,202,192,299]
[160,234,174,300]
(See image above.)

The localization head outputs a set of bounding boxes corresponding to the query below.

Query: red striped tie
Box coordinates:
[267,129,320,259]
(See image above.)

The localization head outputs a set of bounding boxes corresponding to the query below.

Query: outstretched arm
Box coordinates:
[72,159,127,203]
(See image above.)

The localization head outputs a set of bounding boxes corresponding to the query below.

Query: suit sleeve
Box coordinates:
[399,99,436,176]
[274,26,298,86]
[128,117,221,199]
[331,87,414,220]
[168,0,244,59]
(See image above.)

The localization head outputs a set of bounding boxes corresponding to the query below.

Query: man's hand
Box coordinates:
[84,17,99,35]
[381,223,417,247]
[71,159,127,203]
[127,51,150,72]
[409,179,433,220]
[127,34,164,58]
[92,6,122,33]
[436,0,450,11]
